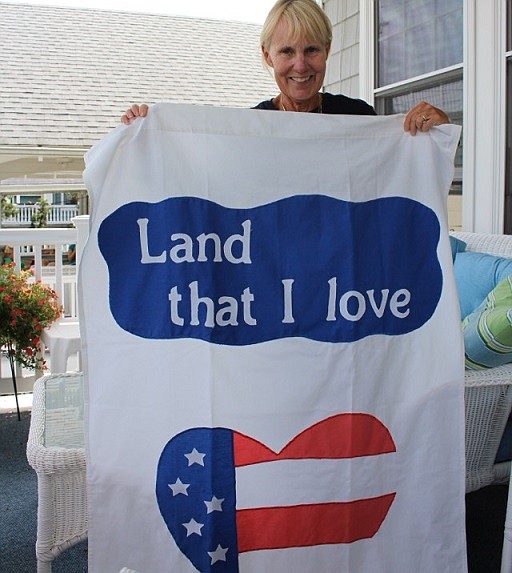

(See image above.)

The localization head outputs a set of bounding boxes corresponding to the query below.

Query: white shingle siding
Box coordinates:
[0,2,277,147]
[323,0,360,98]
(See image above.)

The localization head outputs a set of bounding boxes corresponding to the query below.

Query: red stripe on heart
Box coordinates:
[233,413,396,467]
[236,493,397,551]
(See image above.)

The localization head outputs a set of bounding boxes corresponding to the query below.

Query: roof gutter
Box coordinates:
[0,183,87,195]
[0,145,89,157]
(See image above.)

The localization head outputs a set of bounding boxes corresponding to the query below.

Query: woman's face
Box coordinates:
[263,19,329,108]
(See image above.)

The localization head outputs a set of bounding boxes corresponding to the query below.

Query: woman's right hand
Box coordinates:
[121,104,149,125]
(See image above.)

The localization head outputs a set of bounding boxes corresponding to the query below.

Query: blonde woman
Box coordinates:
[122,0,449,135]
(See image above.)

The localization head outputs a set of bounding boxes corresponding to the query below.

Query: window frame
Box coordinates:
[505,0,512,231]
[360,0,509,233]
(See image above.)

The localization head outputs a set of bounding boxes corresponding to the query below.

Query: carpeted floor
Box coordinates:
[466,484,508,572]
[0,410,87,572]
[0,408,508,572]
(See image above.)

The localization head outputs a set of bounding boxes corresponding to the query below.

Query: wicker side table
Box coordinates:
[26,373,87,573]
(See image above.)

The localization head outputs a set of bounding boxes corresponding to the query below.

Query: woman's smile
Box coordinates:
[262,19,329,112]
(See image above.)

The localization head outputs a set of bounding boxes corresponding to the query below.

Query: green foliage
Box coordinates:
[0,196,18,219]
[30,199,51,228]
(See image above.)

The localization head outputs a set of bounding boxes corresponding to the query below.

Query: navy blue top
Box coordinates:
[253,92,377,115]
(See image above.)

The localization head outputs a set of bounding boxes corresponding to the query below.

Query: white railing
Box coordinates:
[1,204,79,227]
[0,216,89,387]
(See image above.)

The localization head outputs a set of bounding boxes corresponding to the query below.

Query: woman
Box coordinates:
[121,0,449,135]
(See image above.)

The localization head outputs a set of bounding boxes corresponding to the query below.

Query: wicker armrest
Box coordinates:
[465,364,512,388]
[26,374,87,571]
[465,364,512,492]
[27,376,86,474]
[452,232,512,258]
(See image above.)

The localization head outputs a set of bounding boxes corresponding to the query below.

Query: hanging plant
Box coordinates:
[0,263,62,418]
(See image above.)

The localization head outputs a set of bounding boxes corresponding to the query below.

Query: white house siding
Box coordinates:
[323,0,360,98]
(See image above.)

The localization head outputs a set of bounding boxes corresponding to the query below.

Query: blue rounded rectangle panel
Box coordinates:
[98,195,441,344]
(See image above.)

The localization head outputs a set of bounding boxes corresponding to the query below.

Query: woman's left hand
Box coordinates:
[404,101,450,136]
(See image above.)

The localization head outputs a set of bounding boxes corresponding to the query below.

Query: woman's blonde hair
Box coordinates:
[261,0,332,52]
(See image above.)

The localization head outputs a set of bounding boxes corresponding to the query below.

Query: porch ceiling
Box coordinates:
[0,146,87,191]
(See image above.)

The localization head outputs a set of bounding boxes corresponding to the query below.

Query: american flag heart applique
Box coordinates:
[156,413,396,572]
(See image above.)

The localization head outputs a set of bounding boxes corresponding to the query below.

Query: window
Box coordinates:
[376,0,462,87]
[374,0,464,229]
[505,0,512,231]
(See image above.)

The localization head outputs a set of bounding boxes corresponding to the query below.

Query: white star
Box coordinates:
[182,518,204,537]
[208,544,228,564]
[204,495,224,514]
[168,478,190,496]
[184,448,206,467]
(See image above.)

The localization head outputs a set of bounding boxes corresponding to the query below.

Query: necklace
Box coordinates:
[280,93,323,114]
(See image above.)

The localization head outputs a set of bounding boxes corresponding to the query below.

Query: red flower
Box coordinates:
[1,263,61,372]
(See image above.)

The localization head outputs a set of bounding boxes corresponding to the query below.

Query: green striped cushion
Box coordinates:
[463,274,512,370]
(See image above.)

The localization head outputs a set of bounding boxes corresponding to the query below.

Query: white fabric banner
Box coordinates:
[81,103,466,573]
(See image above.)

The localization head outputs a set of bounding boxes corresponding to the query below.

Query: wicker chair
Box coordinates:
[452,232,512,493]
[26,373,86,573]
